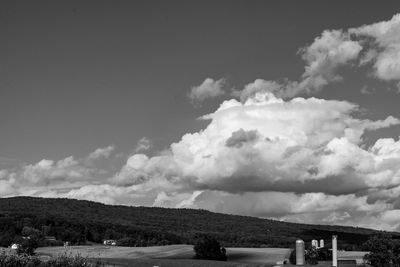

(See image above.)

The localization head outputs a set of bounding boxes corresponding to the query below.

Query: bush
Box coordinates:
[0,251,102,267]
[194,236,227,261]
[316,247,332,261]
[0,251,41,267]
[289,247,320,265]
[43,252,92,267]
[362,234,400,267]
[305,247,318,265]
[289,249,296,264]
[116,237,137,247]
[16,238,38,256]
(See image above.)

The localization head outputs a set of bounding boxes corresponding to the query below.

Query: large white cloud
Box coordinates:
[116,93,399,195]
[105,92,400,230]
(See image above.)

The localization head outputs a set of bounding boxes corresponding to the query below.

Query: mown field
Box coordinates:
[35,245,291,267]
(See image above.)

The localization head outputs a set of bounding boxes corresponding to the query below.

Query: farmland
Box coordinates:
[36,245,291,267]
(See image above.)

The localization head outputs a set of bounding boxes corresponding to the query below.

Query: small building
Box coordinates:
[45,236,56,241]
[103,239,117,246]
[311,239,318,248]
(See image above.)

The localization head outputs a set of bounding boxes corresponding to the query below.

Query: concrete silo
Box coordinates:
[311,239,318,248]
[332,235,338,267]
[295,239,305,265]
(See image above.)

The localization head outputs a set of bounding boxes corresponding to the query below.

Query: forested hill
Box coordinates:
[0,196,397,249]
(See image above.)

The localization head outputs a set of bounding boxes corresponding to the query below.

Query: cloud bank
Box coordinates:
[2,91,399,230]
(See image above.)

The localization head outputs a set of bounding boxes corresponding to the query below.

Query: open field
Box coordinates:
[36,245,291,267]
[3,245,368,267]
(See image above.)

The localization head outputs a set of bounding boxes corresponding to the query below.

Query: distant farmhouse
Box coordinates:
[103,239,117,246]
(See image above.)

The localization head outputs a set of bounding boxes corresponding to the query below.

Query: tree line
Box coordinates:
[0,197,398,249]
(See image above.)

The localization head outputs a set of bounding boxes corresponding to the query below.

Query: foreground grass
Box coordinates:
[0,250,99,267]
[95,258,271,267]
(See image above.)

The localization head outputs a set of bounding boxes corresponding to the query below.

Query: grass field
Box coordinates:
[36,245,291,267]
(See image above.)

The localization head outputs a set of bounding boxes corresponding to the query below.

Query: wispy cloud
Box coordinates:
[188,78,227,105]
[135,137,152,153]
[87,145,115,160]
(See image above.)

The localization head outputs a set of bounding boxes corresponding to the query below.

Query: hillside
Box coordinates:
[0,197,397,249]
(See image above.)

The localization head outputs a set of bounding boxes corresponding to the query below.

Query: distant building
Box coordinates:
[103,239,117,246]
[11,244,19,250]
[311,239,318,248]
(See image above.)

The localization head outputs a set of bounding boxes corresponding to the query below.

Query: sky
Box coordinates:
[2,0,400,231]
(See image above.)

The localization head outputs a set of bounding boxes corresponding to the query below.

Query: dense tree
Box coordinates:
[16,237,39,255]
[194,236,227,261]
[305,247,318,265]
[0,197,398,249]
[362,234,400,267]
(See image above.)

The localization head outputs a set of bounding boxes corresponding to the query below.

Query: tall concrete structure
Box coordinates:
[320,239,324,248]
[296,239,305,265]
[332,235,338,267]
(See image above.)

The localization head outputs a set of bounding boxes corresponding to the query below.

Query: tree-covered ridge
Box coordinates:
[0,197,398,249]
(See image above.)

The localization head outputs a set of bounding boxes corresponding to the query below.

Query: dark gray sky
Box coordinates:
[2,0,400,163]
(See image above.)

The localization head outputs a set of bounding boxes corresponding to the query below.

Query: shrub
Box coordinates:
[0,251,41,267]
[116,237,137,247]
[289,247,320,265]
[16,238,38,256]
[0,251,102,267]
[194,235,227,261]
[316,247,332,261]
[43,252,92,267]
[305,247,318,265]
[289,249,296,264]
[362,234,400,267]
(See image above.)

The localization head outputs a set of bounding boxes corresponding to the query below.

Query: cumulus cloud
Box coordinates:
[117,93,399,196]
[232,14,400,101]
[233,30,362,101]
[105,92,400,230]
[0,151,115,198]
[2,91,400,230]
[188,14,400,103]
[350,14,400,81]
[298,29,362,93]
[87,145,115,160]
[188,78,226,104]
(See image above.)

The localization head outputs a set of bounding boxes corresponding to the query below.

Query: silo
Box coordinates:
[319,239,324,248]
[332,235,338,267]
[311,239,318,248]
[295,239,305,265]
